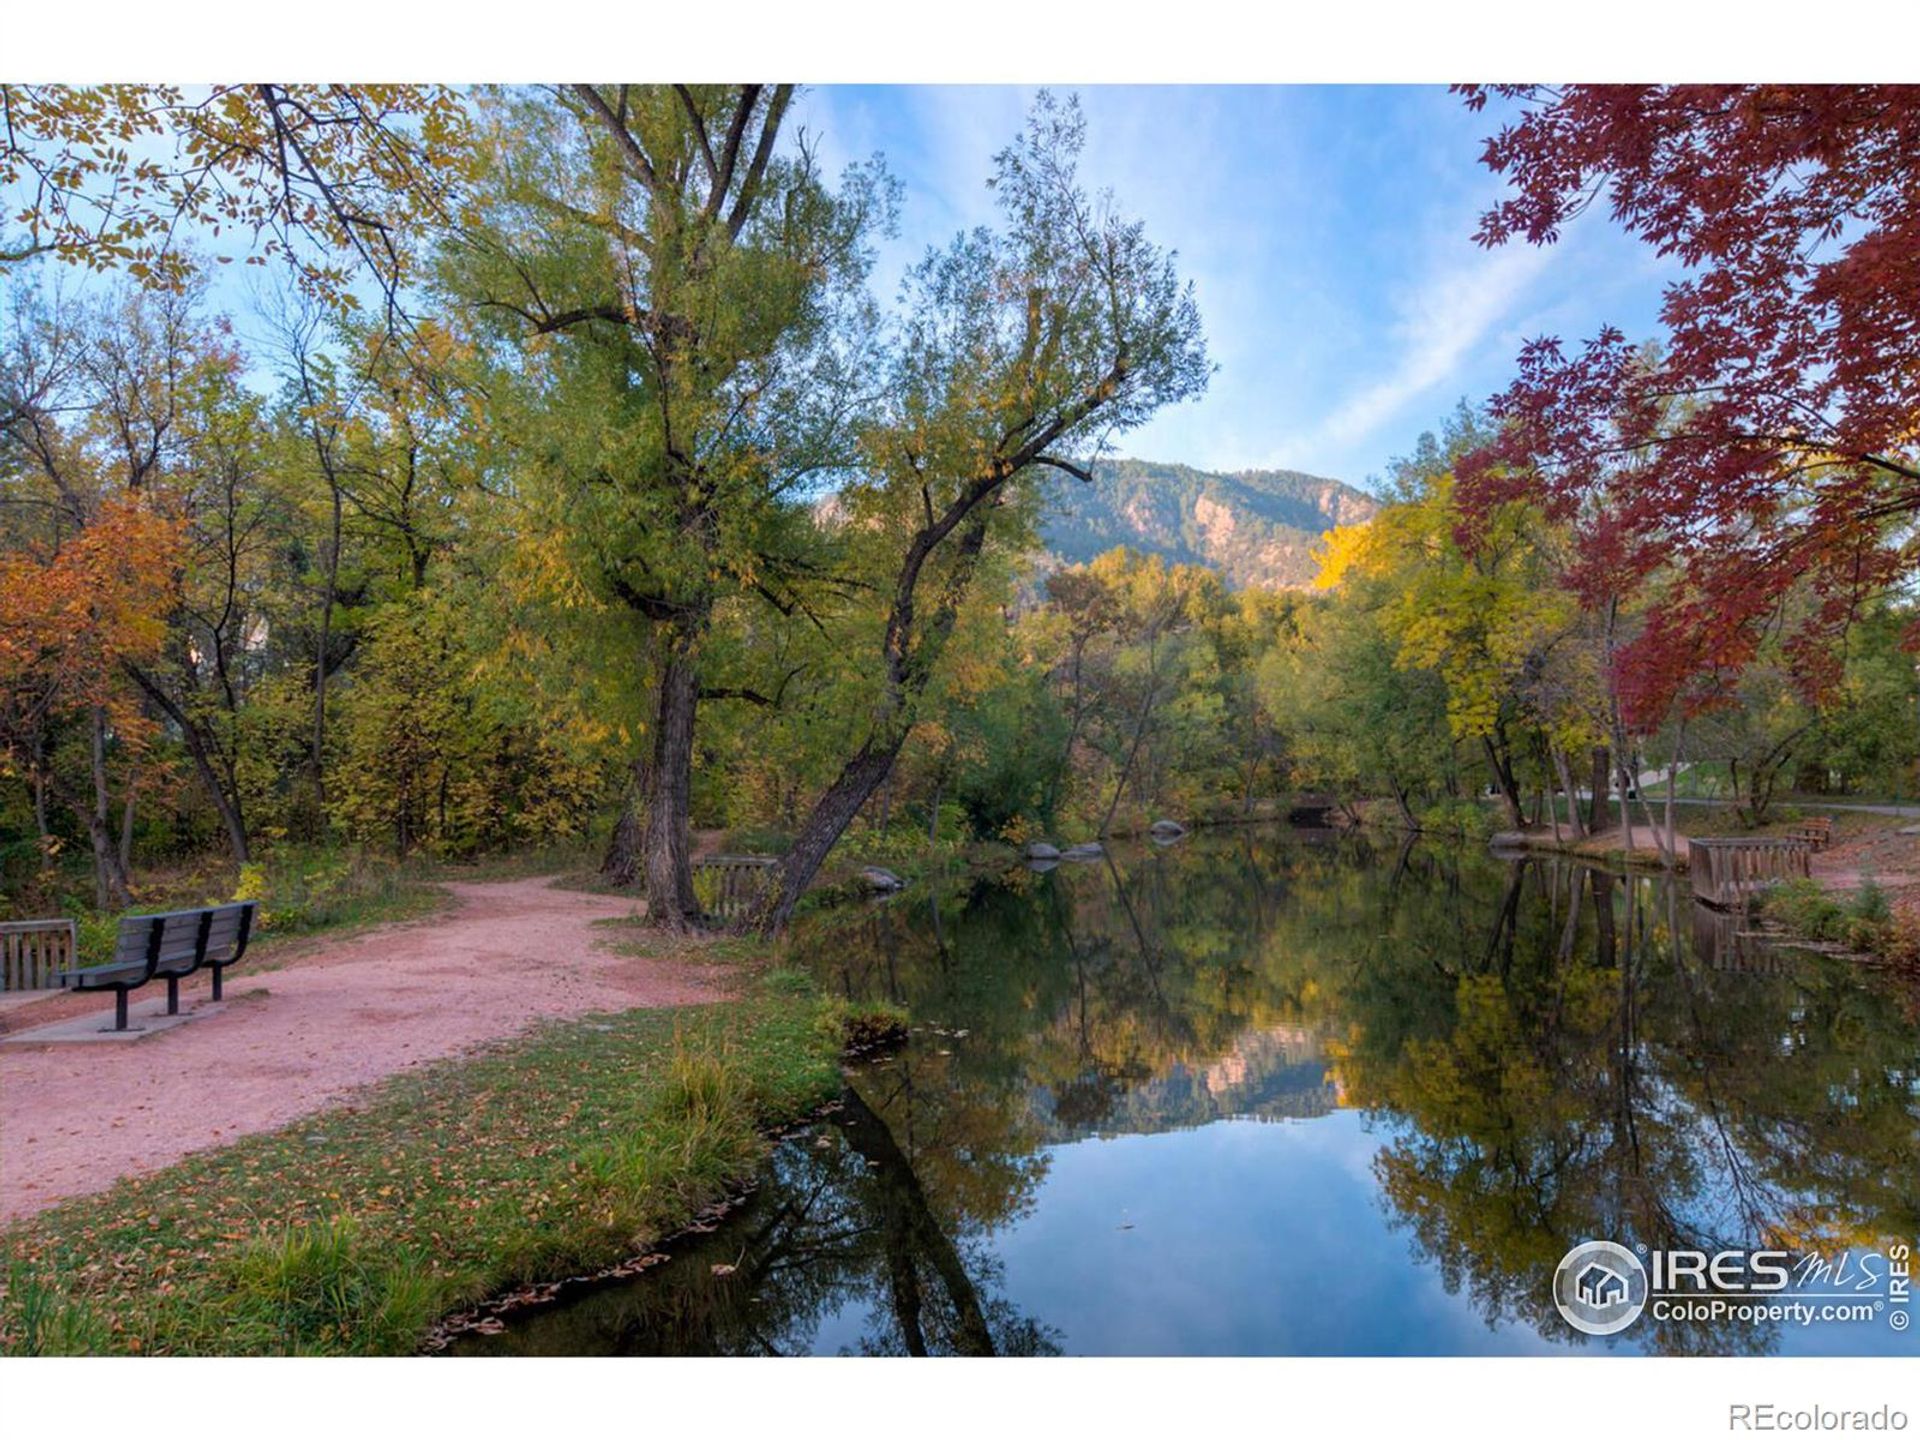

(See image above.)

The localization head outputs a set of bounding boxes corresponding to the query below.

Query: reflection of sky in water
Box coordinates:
[806,1111,1912,1357]
[932,1115,1563,1356]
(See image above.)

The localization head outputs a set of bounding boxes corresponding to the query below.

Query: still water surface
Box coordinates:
[455,829,1920,1356]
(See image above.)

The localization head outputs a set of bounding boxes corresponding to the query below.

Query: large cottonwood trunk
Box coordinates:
[759,737,906,934]
[643,628,702,928]
[752,515,992,935]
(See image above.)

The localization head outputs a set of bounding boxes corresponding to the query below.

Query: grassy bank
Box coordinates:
[1757,877,1920,976]
[0,969,891,1356]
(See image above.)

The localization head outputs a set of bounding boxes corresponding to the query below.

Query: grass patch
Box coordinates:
[0,968,890,1356]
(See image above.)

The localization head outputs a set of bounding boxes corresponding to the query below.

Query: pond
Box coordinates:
[452,828,1920,1357]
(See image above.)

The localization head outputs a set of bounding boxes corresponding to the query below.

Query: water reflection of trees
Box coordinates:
[471,834,1919,1355]
[807,835,1917,1354]
[452,1076,1060,1357]
[1334,857,1920,1354]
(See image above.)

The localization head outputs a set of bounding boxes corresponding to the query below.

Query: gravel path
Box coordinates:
[0,876,721,1225]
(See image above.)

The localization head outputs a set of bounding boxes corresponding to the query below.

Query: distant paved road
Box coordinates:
[1664,797,1920,820]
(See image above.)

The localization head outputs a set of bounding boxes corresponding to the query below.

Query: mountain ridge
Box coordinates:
[1037,458,1379,590]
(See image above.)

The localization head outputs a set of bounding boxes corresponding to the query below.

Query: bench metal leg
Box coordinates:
[114,990,128,1031]
[211,966,222,1002]
[166,975,180,1015]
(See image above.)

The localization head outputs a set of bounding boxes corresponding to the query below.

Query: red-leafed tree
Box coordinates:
[1453,85,1920,727]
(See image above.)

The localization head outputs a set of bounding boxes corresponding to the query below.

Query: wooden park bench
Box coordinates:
[56,902,257,1032]
[1785,815,1834,851]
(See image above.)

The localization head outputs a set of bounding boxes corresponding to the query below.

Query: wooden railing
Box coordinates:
[1689,837,1813,911]
[692,856,780,925]
[1,918,77,991]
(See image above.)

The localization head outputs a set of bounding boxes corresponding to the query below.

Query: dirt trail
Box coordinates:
[0,876,721,1225]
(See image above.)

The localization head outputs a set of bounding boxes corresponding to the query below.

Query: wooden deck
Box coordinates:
[1,918,75,992]
[692,855,779,924]
[1689,836,1813,910]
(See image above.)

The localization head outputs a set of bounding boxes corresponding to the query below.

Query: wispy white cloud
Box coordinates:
[1308,239,1553,453]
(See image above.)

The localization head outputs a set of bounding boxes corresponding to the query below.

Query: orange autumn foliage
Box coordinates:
[0,499,182,762]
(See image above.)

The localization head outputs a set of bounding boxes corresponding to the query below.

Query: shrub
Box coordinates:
[1762,877,1849,942]
[1880,913,1920,971]
[1761,877,1899,954]
[1851,876,1891,924]
[1417,798,1495,842]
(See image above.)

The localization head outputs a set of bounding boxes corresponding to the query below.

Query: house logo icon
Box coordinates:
[1553,1241,1649,1337]
[1575,1263,1628,1308]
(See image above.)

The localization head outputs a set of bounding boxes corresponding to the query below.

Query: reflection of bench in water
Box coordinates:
[1689,837,1812,911]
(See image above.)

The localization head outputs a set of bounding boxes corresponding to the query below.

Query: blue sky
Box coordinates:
[794,85,1682,491]
[6,85,1682,495]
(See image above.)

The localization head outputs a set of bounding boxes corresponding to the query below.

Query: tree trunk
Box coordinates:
[752,513,992,935]
[761,737,906,932]
[31,728,52,866]
[1389,778,1420,831]
[601,755,648,887]
[1482,733,1525,830]
[77,798,133,911]
[118,768,138,877]
[1587,745,1611,832]
[1100,686,1158,838]
[124,664,251,864]
[927,766,945,845]
[1550,745,1587,840]
[309,481,342,836]
[643,624,702,928]
[1664,727,1684,866]
[86,708,132,909]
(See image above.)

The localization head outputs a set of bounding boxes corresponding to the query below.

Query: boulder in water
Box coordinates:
[1149,819,1187,839]
[1026,841,1062,861]
[860,866,904,893]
